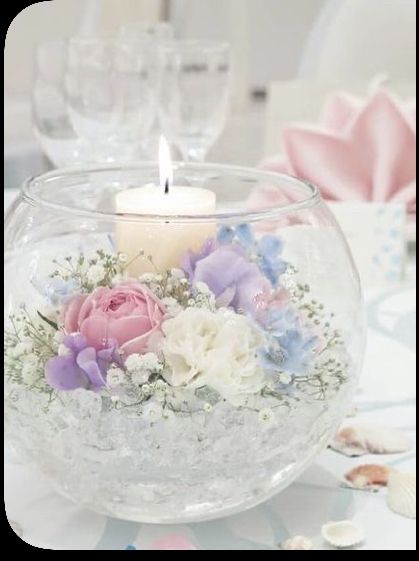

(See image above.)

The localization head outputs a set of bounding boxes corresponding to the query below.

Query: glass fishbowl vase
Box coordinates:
[4,163,365,523]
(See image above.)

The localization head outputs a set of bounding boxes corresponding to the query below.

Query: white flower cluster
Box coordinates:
[106,367,126,388]
[137,270,216,317]
[161,307,266,405]
[191,282,217,311]
[86,264,106,285]
[124,352,163,386]
[5,340,43,385]
[258,408,275,427]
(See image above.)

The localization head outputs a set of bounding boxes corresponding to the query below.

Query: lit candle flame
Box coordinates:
[159,136,173,194]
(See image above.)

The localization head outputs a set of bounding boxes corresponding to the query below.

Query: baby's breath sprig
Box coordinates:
[4,308,58,393]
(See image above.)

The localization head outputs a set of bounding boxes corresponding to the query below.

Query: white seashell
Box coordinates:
[387,472,416,519]
[281,536,314,550]
[345,464,393,490]
[330,424,411,457]
[322,520,365,549]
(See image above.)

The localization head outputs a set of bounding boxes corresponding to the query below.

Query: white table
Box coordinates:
[4,191,416,550]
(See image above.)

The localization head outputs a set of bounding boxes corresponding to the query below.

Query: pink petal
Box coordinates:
[80,315,110,350]
[351,91,416,201]
[120,325,160,356]
[267,90,416,212]
[64,294,87,333]
[320,92,361,132]
[283,127,369,201]
[107,315,152,346]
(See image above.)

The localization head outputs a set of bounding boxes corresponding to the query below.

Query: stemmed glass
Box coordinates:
[117,21,175,159]
[32,39,87,167]
[158,40,232,162]
[65,37,157,163]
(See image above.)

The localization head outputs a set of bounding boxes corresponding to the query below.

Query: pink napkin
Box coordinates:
[262,90,416,218]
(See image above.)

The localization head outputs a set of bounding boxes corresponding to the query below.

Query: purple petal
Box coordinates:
[76,347,107,388]
[233,266,269,312]
[45,356,89,391]
[216,285,236,308]
[182,238,217,278]
[63,333,88,354]
[193,247,246,298]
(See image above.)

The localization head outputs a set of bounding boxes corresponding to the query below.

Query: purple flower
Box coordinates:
[45,333,120,391]
[182,240,269,315]
[182,238,217,279]
[218,224,288,287]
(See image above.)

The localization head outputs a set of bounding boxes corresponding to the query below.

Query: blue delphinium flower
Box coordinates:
[260,329,318,377]
[32,277,81,305]
[259,302,319,378]
[217,224,287,287]
[262,307,299,334]
[257,235,288,286]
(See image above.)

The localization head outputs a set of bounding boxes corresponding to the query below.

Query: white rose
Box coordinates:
[161,308,265,404]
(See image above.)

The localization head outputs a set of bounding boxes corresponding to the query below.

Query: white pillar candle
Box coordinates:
[115,138,216,277]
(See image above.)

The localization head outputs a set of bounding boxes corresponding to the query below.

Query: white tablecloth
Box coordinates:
[4,191,416,550]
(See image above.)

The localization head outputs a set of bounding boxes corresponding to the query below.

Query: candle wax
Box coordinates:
[115,185,216,276]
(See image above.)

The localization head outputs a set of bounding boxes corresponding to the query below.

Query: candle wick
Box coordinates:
[164,178,170,195]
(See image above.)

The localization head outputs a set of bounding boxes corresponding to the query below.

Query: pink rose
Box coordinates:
[64,282,166,356]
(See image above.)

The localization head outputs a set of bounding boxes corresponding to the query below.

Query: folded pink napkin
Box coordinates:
[263,90,416,218]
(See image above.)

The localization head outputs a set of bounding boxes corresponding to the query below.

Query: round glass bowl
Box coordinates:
[4,163,365,523]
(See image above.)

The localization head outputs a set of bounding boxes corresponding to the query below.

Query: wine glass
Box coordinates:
[32,39,88,167]
[65,37,157,163]
[117,21,175,159]
[158,40,232,162]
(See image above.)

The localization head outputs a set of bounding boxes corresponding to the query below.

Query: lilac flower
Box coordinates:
[182,238,217,279]
[45,333,120,391]
[217,224,287,287]
[182,241,269,315]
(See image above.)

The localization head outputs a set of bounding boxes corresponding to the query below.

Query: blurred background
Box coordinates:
[5,0,416,169]
[4,0,417,288]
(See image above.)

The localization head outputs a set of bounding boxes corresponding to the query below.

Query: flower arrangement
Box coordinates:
[5,225,349,424]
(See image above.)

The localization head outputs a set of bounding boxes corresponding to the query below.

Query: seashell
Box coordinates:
[330,424,411,457]
[345,464,393,489]
[387,472,416,519]
[322,520,365,549]
[281,536,314,550]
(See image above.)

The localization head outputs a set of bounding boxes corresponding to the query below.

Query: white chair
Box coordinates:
[299,0,416,83]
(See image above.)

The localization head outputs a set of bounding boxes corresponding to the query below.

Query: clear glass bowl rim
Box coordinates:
[21,162,321,225]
